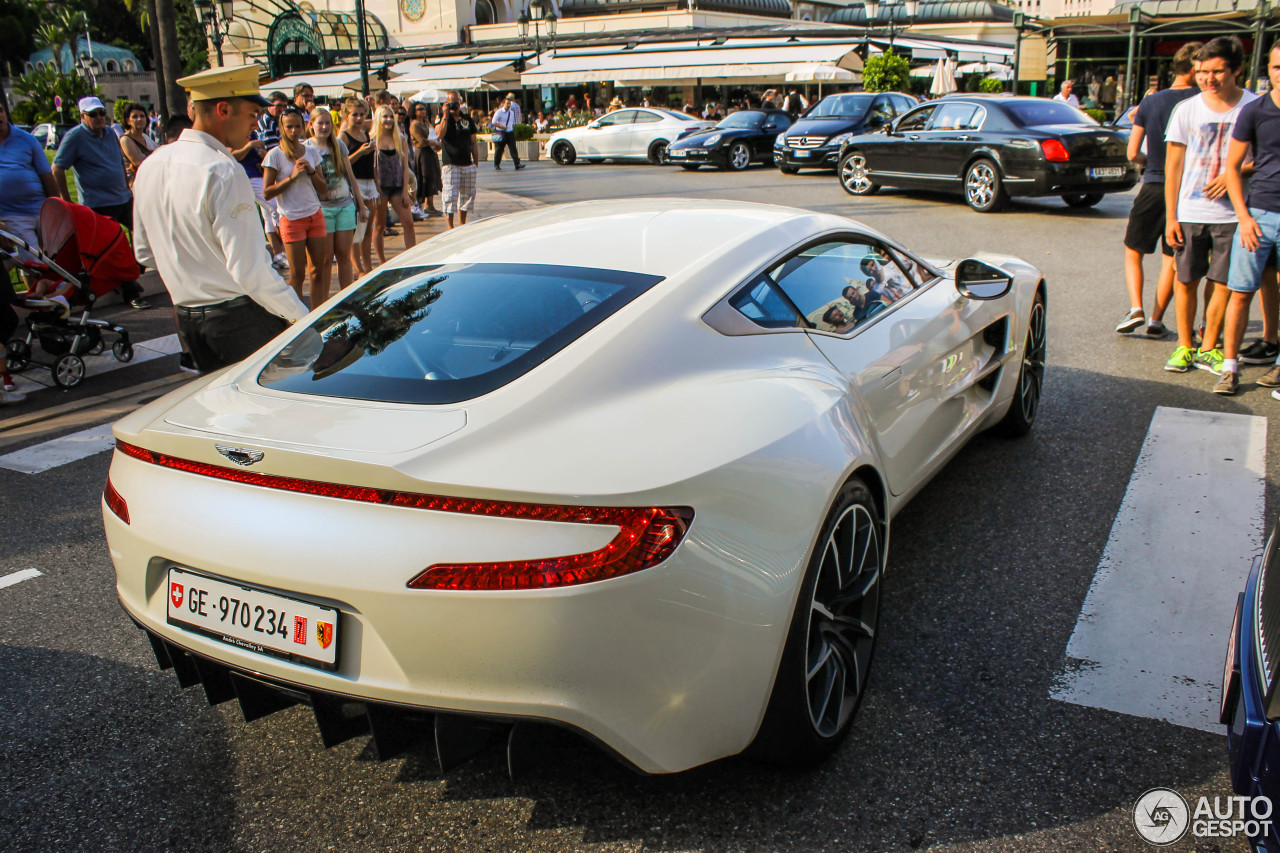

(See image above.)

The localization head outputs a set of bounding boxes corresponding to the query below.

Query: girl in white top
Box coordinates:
[263,109,327,303]
[372,104,416,265]
[305,109,366,308]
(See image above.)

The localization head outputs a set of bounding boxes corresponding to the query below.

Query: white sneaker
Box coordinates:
[272,253,288,270]
[0,389,26,405]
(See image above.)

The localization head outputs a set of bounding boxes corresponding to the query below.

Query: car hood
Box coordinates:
[670,127,752,148]
[780,118,862,138]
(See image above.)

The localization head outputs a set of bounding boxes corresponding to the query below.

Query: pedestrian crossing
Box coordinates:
[8,333,182,395]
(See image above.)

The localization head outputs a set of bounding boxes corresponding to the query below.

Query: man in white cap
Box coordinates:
[52,95,149,307]
[132,64,308,373]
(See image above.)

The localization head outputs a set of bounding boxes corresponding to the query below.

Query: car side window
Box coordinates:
[867,96,896,128]
[632,111,662,124]
[893,95,916,114]
[960,106,986,131]
[769,240,919,335]
[928,103,978,131]
[895,106,935,133]
[596,110,635,127]
[728,274,805,329]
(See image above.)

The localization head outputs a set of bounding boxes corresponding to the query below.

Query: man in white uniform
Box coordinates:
[133,64,308,373]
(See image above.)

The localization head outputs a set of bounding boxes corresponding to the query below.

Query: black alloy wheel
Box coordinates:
[724,142,751,171]
[648,140,670,165]
[964,158,1008,213]
[750,477,883,766]
[995,289,1046,437]
[551,141,576,165]
[1061,192,1105,208]
[838,152,880,196]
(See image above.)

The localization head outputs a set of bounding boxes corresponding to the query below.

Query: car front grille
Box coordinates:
[787,136,828,149]
[1256,525,1280,715]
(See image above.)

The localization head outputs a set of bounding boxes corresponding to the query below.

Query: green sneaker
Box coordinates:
[1195,348,1225,375]
[1165,345,1196,373]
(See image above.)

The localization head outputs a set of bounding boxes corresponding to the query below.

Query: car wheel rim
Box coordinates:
[1019,299,1046,423]
[967,163,995,207]
[731,145,749,169]
[652,142,668,164]
[841,155,872,193]
[805,503,880,738]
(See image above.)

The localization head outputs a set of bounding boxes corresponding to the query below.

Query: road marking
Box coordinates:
[0,422,117,474]
[1050,406,1267,733]
[9,333,181,395]
[0,568,42,590]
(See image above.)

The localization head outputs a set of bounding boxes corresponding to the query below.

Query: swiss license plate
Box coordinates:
[1089,166,1124,178]
[166,568,340,670]
[669,149,686,158]
[793,150,810,158]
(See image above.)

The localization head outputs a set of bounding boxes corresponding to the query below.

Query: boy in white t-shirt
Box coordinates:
[1163,36,1258,377]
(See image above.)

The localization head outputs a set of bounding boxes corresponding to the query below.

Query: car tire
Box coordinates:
[1061,192,1104,208]
[750,477,883,767]
[647,140,669,165]
[994,289,1046,437]
[723,142,751,171]
[680,164,701,171]
[964,158,1008,213]
[838,152,880,196]
[779,164,800,175]
[551,141,576,165]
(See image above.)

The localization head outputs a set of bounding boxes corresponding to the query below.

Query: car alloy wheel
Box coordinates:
[996,290,1046,437]
[727,142,750,171]
[964,159,1007,212]
[750,477,882,766]
[838,153,880,196]
[551,141,575,165]
[648,140,669,165]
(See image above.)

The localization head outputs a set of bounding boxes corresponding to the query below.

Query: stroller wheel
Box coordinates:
[89,340,107,356]
[52,353,85,388]
[6,339,31,372]
[112,341,134,363]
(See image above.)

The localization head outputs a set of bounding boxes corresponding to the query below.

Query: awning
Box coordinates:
[393,57,520,97]
[261,65,361,99]
[868,36,1013,62]
[521,40,863,87]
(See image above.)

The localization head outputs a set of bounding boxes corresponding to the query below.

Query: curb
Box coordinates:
[0,373,190,433]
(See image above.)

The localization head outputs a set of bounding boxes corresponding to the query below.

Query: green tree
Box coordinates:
[979,77,1003,94]
[862,50,910,93]
[11,66,100,123]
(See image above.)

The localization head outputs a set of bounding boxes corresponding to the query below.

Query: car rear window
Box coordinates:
[257,263,664,404]
[1004,100,1098,127]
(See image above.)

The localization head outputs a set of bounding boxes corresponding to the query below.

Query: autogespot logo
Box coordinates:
[1133,788,1190,845]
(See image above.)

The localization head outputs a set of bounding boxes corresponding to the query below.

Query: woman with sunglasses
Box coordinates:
[263,109,328,305]
[410,101,442,217]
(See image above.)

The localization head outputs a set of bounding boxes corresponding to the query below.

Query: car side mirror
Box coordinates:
[955,259,1012,300]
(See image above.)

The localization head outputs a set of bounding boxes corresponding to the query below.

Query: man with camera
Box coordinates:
[435,91,481,229]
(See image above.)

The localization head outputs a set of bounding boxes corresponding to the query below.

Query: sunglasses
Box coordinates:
[86,110,106,117]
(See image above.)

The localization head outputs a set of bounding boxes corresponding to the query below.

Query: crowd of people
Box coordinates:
[1116,35,1280,398]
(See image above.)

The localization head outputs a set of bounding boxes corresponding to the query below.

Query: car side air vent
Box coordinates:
[977,317,1010,393]
[1257,525,1280,717]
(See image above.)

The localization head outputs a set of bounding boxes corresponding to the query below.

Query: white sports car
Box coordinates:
[547,108,713,165]
[104,200,1046,775]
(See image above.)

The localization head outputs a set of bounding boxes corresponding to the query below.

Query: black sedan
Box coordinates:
[836,95,1139,212]
[667,109,793,171]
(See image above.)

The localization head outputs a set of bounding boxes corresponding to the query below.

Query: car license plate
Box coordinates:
[1089,166,1124,178]
[793,150,810,158]
[166,568,340,670]
[670,149,686,158]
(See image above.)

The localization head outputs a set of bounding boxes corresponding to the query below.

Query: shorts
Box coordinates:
[1124,182,1173,256]
[322,202,356,234]
[248,176,278,235]
[1175,221,1236,284]
[0,212,40,262]
[379,183,404,200]
[1228,207,1280,293]
[355,179,377,203]
[441,164,477,214]
[278,209,326,243]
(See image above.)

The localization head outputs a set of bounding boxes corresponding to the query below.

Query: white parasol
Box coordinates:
[785,63,857,97]
[929,57,958,96]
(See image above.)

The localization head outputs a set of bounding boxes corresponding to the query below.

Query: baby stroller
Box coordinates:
[0,197,136,388]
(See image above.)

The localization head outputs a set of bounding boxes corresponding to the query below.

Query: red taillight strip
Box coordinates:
[103,476,130,524]
[115,440,693,590]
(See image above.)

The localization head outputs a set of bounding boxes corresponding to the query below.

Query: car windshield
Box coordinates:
[805,94,874,119]
[1004,100,1099,127]
[658,110,702,122]
[717,112,765,129]
[258,263,664,405]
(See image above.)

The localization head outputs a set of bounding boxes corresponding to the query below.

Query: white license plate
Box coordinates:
[166,568,340,670]
[793,150,810,158]
[1089,166,1124,178]
[669,149,686,158]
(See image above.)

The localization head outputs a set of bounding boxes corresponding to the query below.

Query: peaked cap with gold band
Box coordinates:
[177,64,271,106]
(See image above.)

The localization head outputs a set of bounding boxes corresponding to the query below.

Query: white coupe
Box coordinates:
[547,108,713,166]
[104,200,1046,775]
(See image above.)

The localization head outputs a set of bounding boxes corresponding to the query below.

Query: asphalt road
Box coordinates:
[0,158,1269,852]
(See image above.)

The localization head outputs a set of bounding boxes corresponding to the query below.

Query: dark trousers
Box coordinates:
[176,295,289,373]
[89,200,144,303]
[493,131,521,168]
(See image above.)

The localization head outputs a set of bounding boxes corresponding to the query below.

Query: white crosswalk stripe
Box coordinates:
[0,422,117,474]
[0,568,42,590]
[1050,406,1267,732]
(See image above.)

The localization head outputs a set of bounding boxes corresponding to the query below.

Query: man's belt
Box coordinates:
[175,295,255,315]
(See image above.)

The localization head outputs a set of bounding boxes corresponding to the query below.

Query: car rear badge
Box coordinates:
[316,620,334,649]
[216,445,265,467]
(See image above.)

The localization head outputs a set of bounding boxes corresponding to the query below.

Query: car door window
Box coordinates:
[892,95,916,114]
[866,96,896,129]
[959,106,986,131]
[928,103,978,131]
[728,274,805,329]
[632,111,662,124]
[595,110,636,127]
[769,240,919,335]
[895,106,936,133]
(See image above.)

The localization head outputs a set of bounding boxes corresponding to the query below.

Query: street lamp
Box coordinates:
[193,0,236,67]
[864,0,918,51]
[75,53,101,88]
[517,0,558,60]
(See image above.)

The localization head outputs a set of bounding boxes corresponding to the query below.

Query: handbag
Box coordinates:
[490,131,504,144]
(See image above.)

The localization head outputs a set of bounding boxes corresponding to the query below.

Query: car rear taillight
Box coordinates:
[104,477,130,524]
[114,440,693,590]
[1040,139,1070,162]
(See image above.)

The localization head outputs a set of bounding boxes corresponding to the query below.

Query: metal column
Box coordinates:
[355,0,371,97]
[1248,0,1270,91]
[1123,8,1140,111]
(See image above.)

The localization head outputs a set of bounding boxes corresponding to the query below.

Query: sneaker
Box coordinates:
[1214,370,1240,395]
[1240,339,1280,365]
[178,352,200,375]
[514,163,525,170]
[1259,365,1280,388]
[1115,308,1145,333]
[1145,320,1169,338]
[1272,389,1280,402]
[129,298,152,310]
[1165,345,1196,373]
[0,371,15,392]
[1194,347,1225,375]
[272,253,288,270]
[0,389,26,405]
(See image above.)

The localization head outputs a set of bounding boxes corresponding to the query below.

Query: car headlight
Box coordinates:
[829,133,853,148]
[703,134,722,147]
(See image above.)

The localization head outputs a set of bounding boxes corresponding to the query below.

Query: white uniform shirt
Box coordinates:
[133,129,308,321]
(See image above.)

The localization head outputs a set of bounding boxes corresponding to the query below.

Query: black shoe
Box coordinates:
[178,352,200,375]
[129,298,151,310]
[514,163,525,170]
[1240,338,1280,365]
[494,164,503,170]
